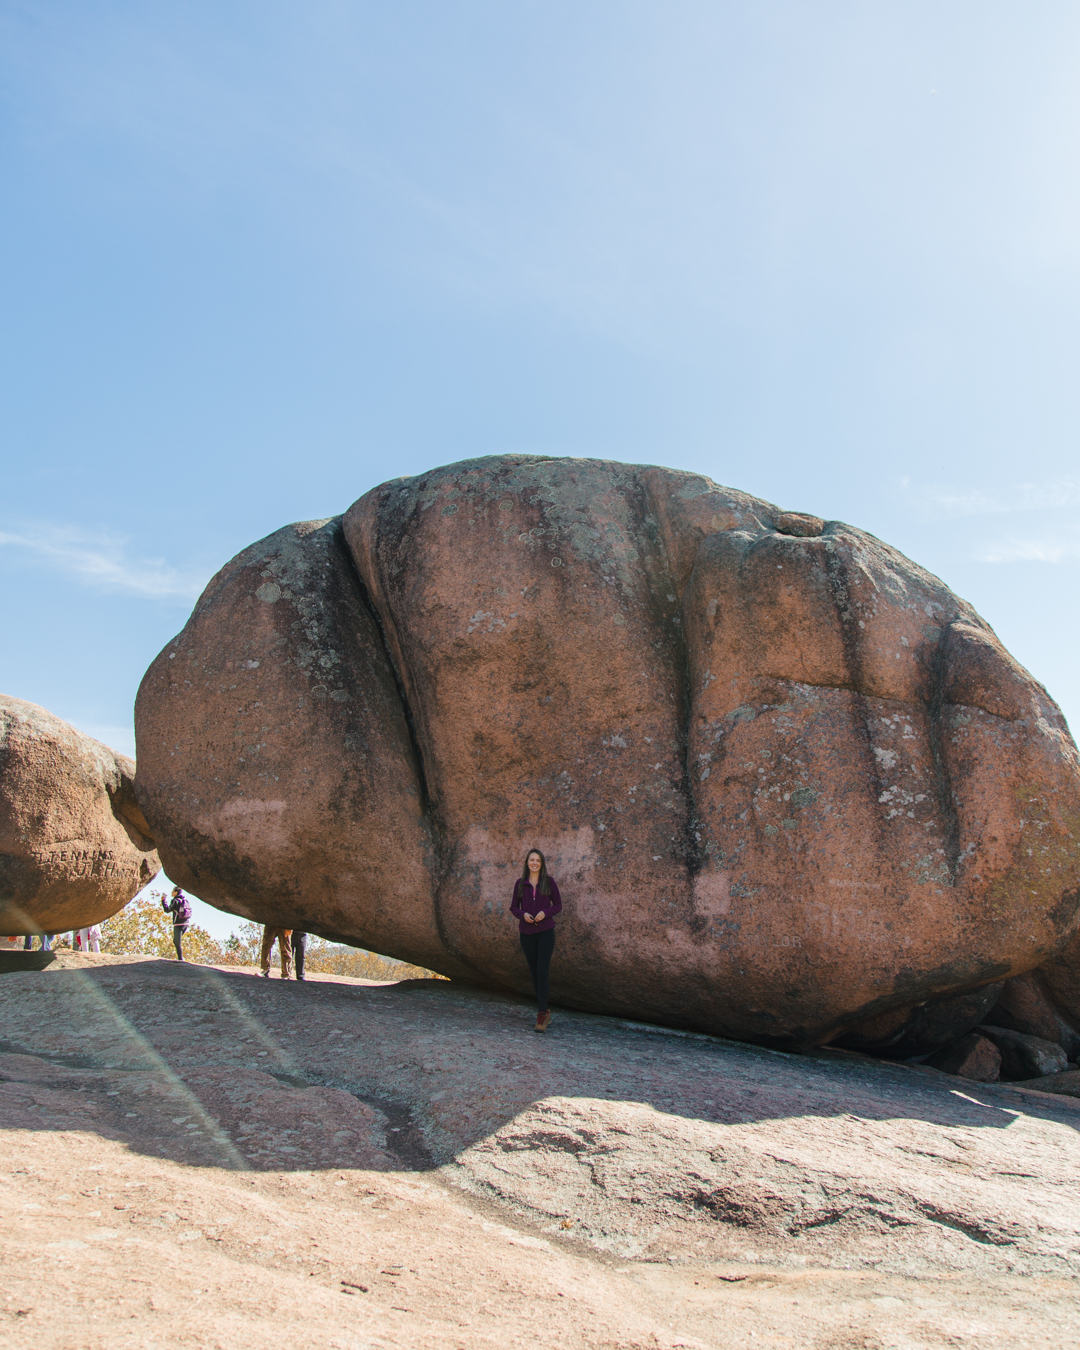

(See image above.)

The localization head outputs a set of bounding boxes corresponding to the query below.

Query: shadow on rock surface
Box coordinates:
[0,951,60,973]
[2,958,1077,1171]
[4,957,1080,1275]
[0,1051,406,1174]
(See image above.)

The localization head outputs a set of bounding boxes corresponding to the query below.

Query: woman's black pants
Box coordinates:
[519,928,555,1012]
[172,924,188,961]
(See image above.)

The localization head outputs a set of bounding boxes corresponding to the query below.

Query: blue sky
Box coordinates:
[3,2,1079,939]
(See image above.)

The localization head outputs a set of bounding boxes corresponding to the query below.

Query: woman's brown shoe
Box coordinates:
[534,1011,551,1033]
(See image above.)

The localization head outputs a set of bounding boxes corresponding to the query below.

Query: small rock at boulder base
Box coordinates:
[926,1032,1002,1082]
[1010,1068,1080,1098]
[134,455,1080,1046]
[0,695,160,934]
[983,971,1080,1060]
[977,1025,1069,1080]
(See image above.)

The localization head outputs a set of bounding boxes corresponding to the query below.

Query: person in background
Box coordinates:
[22,933,52,951]
[76,928,88,950]
[292,931,307,982]
[161,887,192,961]
[260,924,293,979]
[86,923,102,953]
[510,847,562,1033]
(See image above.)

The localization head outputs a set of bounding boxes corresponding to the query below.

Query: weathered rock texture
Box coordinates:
[1,695,159,933]
[134,456,1080,1046]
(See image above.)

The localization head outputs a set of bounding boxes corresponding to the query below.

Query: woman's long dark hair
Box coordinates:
[520,848,550,895]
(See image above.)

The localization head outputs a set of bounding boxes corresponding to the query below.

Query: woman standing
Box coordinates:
[161,887,192,961]
[510,849,562,1032]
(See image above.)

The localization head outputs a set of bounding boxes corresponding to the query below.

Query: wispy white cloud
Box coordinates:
[902,476,1080,521]
[977,535,1080,564]
[0,525,209,600]
[900,475,1080,564]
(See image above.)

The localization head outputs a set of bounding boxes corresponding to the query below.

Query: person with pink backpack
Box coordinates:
[161,888,192,961]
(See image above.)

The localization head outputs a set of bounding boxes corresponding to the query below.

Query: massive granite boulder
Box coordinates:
[1,696,160,934]
[134,457,1080,1046]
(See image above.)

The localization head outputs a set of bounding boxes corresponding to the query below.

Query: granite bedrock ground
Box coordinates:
[1,952,1079,1349]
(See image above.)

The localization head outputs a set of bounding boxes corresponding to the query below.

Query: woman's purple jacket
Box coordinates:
[510,878,562,934]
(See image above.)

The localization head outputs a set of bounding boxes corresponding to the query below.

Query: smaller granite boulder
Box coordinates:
[926,1032,1001,1082]
[977,1025,1069,1080]
[986,972,1080,1060]
[0,696,160,934]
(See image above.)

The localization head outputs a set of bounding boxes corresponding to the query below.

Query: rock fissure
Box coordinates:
[335,524,435,826]
[927,619,964,886]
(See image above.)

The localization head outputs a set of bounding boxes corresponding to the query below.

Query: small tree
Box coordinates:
[214,921,264,967]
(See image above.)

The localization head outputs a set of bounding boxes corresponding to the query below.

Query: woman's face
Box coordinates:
[527,852,542,874]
